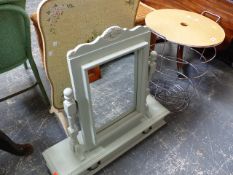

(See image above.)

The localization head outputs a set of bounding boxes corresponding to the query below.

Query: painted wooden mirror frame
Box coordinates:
[43,26,169,175]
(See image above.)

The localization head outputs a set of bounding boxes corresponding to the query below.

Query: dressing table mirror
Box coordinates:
[43,26,169,175]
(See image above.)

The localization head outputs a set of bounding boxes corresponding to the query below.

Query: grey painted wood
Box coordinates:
[43,26,169,174]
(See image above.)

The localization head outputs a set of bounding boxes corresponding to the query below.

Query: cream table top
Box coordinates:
[145,9,225,48]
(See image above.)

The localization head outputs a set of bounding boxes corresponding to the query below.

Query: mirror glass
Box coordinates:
[89,53,136,130]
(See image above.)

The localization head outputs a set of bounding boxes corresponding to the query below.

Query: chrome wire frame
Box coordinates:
[149,31,216,112]
[149,69,195,112]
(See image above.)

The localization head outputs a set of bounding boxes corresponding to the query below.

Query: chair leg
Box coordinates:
[23,61,28,70]
[28,58,50,106]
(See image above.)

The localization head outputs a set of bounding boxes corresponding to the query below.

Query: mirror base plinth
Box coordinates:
[43,97,169,175]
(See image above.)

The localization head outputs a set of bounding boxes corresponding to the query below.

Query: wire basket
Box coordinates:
[149,68,195,112]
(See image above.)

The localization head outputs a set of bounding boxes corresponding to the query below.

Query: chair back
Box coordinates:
[38,0,140,108]
[0,2,31,73]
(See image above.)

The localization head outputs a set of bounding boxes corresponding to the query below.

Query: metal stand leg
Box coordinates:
[23,61,28,70]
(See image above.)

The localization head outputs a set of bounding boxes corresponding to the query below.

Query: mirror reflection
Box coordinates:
[89,53,136,130]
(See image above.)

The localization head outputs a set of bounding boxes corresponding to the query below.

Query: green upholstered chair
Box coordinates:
[0,2,50,105]
[0,0,25,8]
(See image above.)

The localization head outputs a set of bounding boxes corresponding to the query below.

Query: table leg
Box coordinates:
[177,45,184,74]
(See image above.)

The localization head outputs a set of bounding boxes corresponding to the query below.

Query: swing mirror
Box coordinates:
[43,26,170,175]
[66,26,161,150]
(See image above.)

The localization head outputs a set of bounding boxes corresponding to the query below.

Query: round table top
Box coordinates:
[145,9,225,48]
